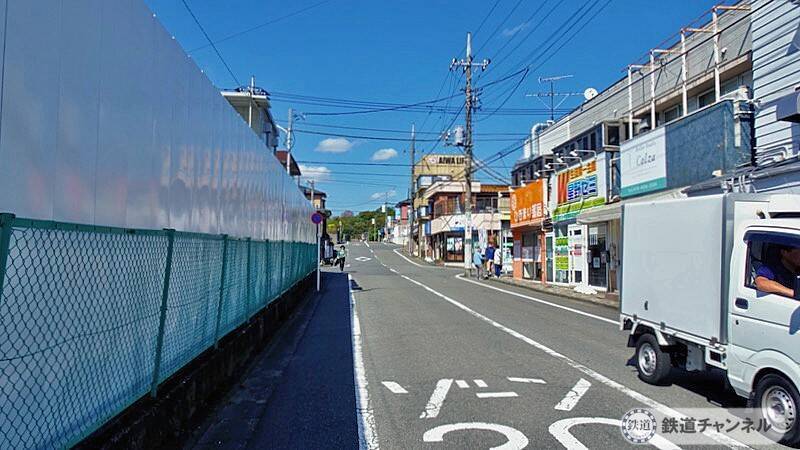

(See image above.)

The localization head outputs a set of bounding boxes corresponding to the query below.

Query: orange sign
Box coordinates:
[510,180,545,228]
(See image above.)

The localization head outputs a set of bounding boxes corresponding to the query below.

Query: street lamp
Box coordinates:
[570,149,597,159]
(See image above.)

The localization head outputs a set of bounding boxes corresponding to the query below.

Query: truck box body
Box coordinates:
[621,194,769,345]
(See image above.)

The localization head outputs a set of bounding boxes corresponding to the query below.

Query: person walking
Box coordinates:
[472,246,484,279]
[336,245,347,271]
[493,245,502,277]
[485,243,496,278]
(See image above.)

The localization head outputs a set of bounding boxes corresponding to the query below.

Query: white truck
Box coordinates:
[621,193,800,445]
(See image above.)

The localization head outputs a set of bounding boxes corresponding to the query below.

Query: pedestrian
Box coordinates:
[472,246,484,279]
[493,245,502,277]
[485,243,496,278]
[336,245,347,271]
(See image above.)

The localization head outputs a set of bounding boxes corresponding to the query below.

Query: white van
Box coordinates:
[620,193,800,445]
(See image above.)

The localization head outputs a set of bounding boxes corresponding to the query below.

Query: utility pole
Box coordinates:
[408,124,415,256]
[451,32,489,276]
[286,108,294,176]
[525,75,582,122]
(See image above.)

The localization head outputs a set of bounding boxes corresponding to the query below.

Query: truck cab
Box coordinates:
[621,194,800,445]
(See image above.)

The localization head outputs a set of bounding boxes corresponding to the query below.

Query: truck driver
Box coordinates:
[754,244,800,298]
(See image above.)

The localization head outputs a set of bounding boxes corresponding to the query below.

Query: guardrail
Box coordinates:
[0,214,315,448]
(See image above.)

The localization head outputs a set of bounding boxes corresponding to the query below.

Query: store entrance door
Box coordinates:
[587,224,608,289]
[568,224,586,285]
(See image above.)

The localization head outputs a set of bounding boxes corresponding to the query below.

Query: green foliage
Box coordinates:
[328,207,395,241]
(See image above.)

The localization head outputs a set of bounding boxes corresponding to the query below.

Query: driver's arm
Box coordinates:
[755,276,795,298]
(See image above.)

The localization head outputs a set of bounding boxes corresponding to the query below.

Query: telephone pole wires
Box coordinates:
[450,32,489,276]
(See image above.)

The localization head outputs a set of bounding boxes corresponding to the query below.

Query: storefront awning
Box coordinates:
[576,188,687,224]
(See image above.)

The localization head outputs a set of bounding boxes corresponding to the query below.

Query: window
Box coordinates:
[606,125,620,146]
[745,231,800,299]
[589,132,597,150]
[664,105,682,123]
[698,89,715,108]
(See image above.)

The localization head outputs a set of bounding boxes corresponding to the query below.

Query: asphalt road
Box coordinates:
[189,241,780,449]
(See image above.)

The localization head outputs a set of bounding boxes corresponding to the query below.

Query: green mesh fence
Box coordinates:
[0,215,316,448]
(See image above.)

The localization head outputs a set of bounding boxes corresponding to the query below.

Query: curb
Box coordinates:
[488,276,619,309]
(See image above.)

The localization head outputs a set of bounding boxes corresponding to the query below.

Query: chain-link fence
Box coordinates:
[0,214,316,449]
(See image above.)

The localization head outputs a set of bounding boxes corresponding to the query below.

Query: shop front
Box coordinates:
[510,180,547,282]
[550,155,608,289]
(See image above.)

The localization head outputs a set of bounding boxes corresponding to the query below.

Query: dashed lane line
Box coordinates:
[381,381,409,394]
[554,378,592,412]
[396,273,750,449]
[419,379,453,419]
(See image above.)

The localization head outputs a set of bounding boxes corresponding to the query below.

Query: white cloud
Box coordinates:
[370,189,397,200]
[315,137,353,153]
[371,148,398,161]
[298,164,331,183]
[502,21,530,37]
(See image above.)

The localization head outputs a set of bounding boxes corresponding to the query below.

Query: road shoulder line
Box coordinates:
[397,272,750,449]
[349,274,380,450]
[456,274,617,325]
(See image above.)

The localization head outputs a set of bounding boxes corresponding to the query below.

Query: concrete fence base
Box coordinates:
[76,273,314,449]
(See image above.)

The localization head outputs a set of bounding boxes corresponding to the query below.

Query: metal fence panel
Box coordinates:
[0,222,168,448]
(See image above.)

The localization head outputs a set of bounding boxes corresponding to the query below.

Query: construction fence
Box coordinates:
[0,214,316,448]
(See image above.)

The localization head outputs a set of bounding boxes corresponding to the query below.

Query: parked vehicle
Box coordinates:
[620,193,800,445]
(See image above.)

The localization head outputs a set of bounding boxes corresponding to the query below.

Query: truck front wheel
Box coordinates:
[753,373,800,446]
[635,334,671,385]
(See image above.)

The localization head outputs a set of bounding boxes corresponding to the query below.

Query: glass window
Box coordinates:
[664,105,682,123]
[606,125,620,146]
[698,89,715,108]
[745,232,800,299]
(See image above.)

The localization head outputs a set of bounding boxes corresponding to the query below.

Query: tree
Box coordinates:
[329,207,395,241]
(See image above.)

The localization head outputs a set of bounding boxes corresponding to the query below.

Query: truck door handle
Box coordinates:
[735,298,749,310]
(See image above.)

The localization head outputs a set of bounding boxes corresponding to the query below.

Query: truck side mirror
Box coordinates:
[794,275,800,301]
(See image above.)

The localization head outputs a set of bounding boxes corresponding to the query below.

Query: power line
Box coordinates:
[180,0,240,86]
[283,121,527,136]
[292,128,529,142]
[473,0,503,37]
[188,0,332,53]
[474,0,526,57]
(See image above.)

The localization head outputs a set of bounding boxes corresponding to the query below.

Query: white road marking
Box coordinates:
[456,274,618,326]
[392,248,429,268]
[476,392,518,398]
[507,377,547,384]
[456,380,469,389]
[380,381,408,394]
[397,273,749,449]
[474,379,488,388]
[549,417,680,450]
[554,378,591,411]
[419,379,453,419]
[349,274,380,450]
[423,423,529,450]
[355,256,372,262]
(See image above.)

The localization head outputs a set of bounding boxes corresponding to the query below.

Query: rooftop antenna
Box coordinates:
[525,74,584,121]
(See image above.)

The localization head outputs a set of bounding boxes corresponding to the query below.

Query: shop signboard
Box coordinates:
[554,235,569,271]
[552,153,607,223]
[620,126,666,197]
[510,179,546,228]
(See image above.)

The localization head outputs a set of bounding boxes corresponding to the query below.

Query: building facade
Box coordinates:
[509,1,756,296]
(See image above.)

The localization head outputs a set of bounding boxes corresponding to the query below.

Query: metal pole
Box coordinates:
[464,32,474,277]
[713,8,721,102]
[649,52,656,130]
[245,237,252,318]
[151,229,176,398]
[0,213,15,301]
[681,30,688,117]
[627,66,633,139]
[286,108,294,175]
[248,75,254,128]
[316,223,321,291]
[214,235,229,348]
[408,123,415,256]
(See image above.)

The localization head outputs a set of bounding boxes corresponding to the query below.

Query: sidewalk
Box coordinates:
[396,248,619,309]
[186,270,358,449]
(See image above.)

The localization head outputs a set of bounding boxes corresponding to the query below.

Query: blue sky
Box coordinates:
[145,0,721,214]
